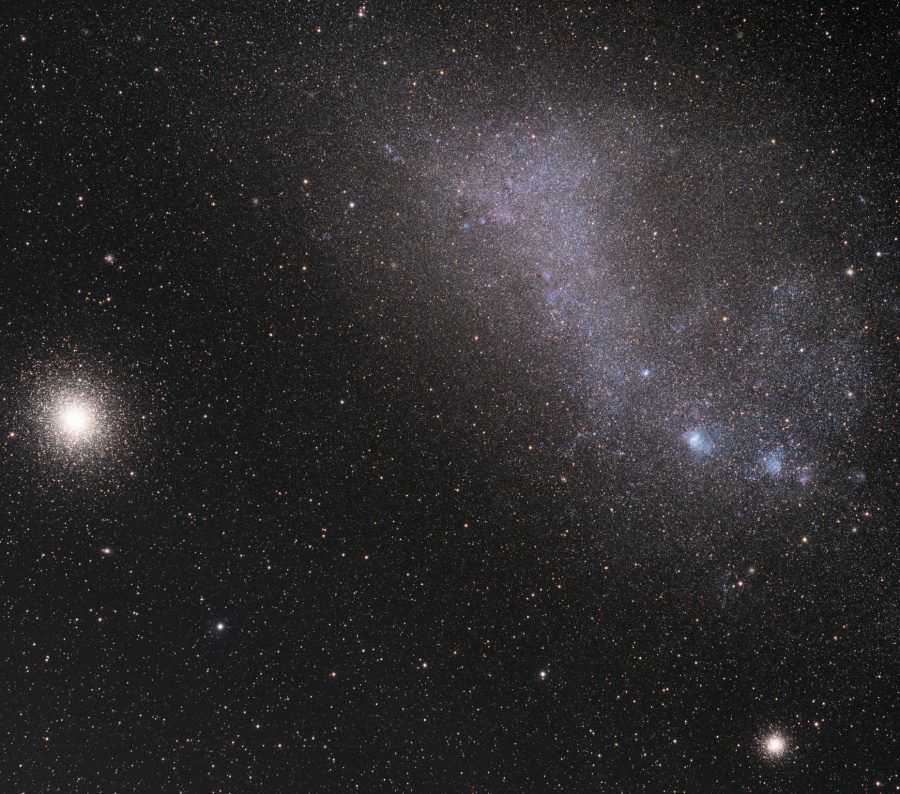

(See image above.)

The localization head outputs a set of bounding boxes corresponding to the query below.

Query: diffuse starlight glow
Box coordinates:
[401,111,870,500]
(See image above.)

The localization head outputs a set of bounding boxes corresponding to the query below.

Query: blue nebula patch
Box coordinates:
[760,449,784,477]
[685,429,713,455]
[764,454,782,475]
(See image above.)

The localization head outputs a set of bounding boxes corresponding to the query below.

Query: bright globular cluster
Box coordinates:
[19,368,139,483]
[767,735,785,754]
[762,732,789,761]
[41,387,106,452]
[58,402,93,436]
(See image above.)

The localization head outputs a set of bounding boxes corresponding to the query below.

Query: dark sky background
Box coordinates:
[2,2,898,791]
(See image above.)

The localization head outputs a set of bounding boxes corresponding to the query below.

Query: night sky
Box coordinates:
[2,2,898,791]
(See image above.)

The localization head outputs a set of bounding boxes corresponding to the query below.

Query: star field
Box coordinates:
[1,2,897,791]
